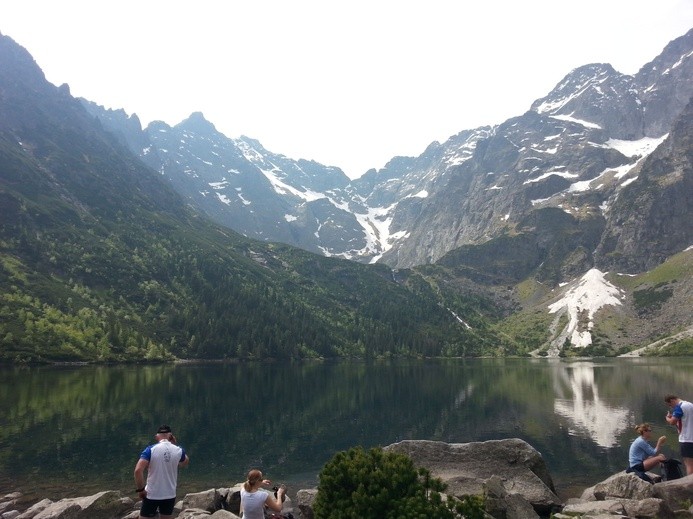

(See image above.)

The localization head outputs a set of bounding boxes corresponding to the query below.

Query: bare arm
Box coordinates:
[134,459,149,496]
[264,486,286,513]
[655,435,667,453]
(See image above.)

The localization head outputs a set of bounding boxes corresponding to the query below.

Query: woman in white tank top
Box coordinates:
[240,469,285,519]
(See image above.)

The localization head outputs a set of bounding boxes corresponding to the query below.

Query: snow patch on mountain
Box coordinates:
[606,135,668,157]
[259,166,326,202]
[216,193,232,205]
[345,202,410,263]
[620,177,638,188]
[209,180,229,190]
[534,92,581,114]
[548,269,624,348]
[664,49,693,74]
[549,114,602,129]
[524,170,579,185]
[236,189,251,206]
[556,135,667,195]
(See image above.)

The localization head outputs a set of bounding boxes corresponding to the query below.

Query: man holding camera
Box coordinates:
[134,424,190,519]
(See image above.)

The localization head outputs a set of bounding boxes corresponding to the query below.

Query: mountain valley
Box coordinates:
[0,28,691,360]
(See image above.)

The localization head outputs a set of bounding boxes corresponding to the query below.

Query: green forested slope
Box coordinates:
[0,34,503,362]
[0,134,502,361]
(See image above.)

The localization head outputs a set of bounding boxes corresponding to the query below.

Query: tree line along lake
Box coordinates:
[1,357,691,501]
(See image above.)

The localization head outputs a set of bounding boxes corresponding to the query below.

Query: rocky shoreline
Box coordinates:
[2,439,692,519]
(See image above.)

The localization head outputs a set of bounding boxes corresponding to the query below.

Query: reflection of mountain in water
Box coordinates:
[552,362,633,448]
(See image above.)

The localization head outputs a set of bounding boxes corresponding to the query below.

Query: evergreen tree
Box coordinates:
[313,446,485,519]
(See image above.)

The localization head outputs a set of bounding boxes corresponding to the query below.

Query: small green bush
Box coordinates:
[313,446,485,519]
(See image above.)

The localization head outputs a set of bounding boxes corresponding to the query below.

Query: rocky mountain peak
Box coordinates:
[178,111,218,135]
[0,33,47,87]
[530,62,644,139]
[82,29,691,277]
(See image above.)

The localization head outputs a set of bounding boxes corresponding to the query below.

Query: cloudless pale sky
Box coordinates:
[1,1,692,178]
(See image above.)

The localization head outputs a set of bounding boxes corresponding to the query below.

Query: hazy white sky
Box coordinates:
[1,1,692,178]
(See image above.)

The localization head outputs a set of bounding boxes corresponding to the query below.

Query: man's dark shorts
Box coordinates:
[140,497,176,517]
[682,442,693,459]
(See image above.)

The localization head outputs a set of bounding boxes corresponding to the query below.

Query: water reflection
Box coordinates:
[552,361,633,448]
[0,358,691,501]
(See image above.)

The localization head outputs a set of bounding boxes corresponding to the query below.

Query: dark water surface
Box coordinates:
[1,357,691,501]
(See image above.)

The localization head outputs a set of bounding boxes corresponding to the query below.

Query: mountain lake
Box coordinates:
[1,357,691,502]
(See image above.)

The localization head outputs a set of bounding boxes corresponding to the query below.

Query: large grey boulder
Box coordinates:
[562,499,628,516]
[0,495,22,514]
[483,475,540,519]
[563,496,675,519]
[221,485,242,516]
[179,489,224,513]
[176,508,211,519]
[32,491,132,519]
[621,497,675,519]
[31,501,80,519]
[210,511,239,519]
[567,471,691,519]
[590,472,657,501]
[16,500,53,519]
[295,489,317,519]
[652,474,693,512]
[384,438,560,515]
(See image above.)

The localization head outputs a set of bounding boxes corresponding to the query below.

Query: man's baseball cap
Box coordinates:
[157,424,172,434]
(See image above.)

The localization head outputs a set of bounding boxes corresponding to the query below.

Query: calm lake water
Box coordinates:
[1,357,691,502]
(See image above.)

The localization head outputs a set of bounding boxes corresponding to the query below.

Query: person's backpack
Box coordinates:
[661,458,685,481]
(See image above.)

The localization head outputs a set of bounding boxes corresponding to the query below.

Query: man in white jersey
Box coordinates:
[134,424,190,519]
[664,394,693,475]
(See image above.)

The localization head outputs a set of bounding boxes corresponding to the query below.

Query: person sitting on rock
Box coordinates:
[626,422,666,483]
[240,469,286,519]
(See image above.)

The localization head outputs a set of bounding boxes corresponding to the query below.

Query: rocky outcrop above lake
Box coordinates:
[2,439,693,519]
[384,438,560,515]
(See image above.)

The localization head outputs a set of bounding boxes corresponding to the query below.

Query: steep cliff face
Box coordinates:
[636,29,693,136]
[594,98,693,272]
[531,63,645,139]
[379,108,629,267]
[378,29,692,269]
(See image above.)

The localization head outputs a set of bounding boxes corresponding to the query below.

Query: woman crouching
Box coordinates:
[627,423,666,482]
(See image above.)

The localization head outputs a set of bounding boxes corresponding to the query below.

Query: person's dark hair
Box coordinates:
[664,395,678,404]
[157,424,172,434]
[244,469,263,492]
